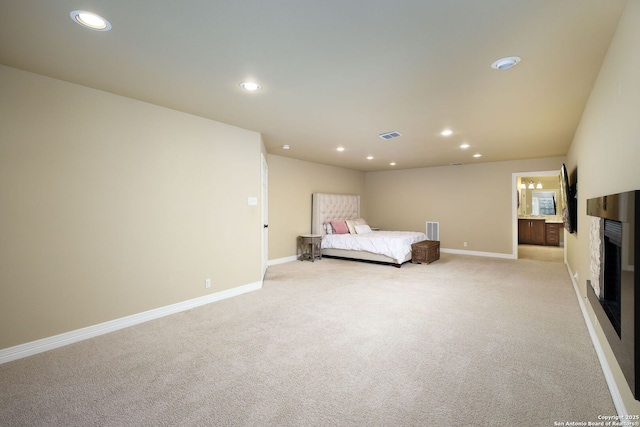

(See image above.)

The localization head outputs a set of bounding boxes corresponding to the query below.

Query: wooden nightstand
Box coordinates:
[298,234,322,262]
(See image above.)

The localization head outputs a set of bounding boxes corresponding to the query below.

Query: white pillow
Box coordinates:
[354,224,372,234]
[346,218,368,233]
[345,219,358,234]
[323,222,333,235]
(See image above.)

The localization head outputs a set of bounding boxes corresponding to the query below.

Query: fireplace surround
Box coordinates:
[587,190,639,399]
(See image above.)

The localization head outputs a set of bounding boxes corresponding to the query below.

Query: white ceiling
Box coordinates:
[0,0,627,172]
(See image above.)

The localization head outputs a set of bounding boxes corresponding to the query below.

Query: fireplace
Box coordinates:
[587,191,639,399]
[602,219,623,335]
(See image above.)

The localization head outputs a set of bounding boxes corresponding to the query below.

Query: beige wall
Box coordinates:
[365,157,565,254]
[0,66,263,349]
[566,1,640,413]
[267,155,365,260]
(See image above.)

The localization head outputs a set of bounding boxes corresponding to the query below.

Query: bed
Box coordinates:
[311,193,427,267]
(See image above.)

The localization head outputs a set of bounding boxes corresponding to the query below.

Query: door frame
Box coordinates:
[512,169,562,259]
[261,153,268,278]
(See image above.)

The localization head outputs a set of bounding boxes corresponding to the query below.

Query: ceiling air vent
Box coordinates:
[379,131,402,140]
[450,162,464,166]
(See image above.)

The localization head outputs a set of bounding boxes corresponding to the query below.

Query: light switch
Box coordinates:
[248,196,258,206]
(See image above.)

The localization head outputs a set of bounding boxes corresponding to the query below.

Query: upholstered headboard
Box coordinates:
[311,193,360,235]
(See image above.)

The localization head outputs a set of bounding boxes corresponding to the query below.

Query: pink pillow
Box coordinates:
[330,220,349,234]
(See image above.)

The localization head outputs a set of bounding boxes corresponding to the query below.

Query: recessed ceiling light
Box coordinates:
[440,129,453,137]
[336,147,345,152]
[70,10,112,31]
[389,162,396,166]
[460,143,470,149]
[366,156,374,160]
[491,56,521,70]
[239,81,262,91]
[473,153,482,158]
[282,145,290,150]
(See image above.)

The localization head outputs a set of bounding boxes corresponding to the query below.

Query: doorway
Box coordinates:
[512,170,566,262]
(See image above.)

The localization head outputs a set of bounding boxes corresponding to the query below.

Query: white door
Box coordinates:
[261,153,268,278]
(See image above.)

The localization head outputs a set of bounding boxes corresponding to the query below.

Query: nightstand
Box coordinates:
[298,234,322,261]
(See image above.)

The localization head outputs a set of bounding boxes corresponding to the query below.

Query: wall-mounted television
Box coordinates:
[559,163,577,233]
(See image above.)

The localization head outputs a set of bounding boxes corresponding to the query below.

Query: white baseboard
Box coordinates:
[268,255,298,266]
[440,248,516,259]
[566,264,627,416]
[0,281,262,365]
[271,251,514,265]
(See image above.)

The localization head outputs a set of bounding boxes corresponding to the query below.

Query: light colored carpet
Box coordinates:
[0,254,614,426]
[518,244,564,262]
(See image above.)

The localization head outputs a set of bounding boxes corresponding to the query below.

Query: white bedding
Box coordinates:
[321,231,427,264]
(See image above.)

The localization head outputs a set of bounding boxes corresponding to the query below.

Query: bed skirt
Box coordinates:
[321,248,411,267]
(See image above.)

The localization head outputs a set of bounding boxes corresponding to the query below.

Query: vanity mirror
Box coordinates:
[518,176,560,217]
[531,191,558,216]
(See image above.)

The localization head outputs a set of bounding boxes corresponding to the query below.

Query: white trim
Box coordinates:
[0,281,262,365]
[566,263,627,417]
[268,255,298,266]
[440,248,515,259]
[261,152,269,278]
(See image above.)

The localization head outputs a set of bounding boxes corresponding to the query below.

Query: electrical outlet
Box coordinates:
[463,242,467,247]
[205,278,211,289]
